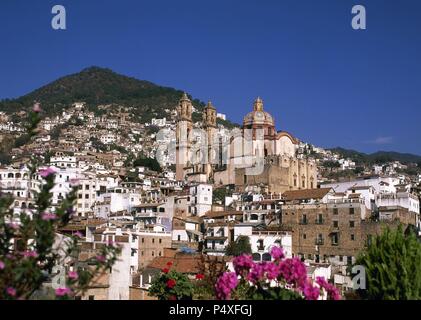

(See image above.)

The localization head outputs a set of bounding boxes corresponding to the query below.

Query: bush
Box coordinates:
[355,225,421,300]
[148,262,194,300]
[225,236,252,257]
[216,247,340,300]
[0,104,120,300]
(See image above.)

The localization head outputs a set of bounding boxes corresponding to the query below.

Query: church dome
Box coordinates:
[243,97,275,127]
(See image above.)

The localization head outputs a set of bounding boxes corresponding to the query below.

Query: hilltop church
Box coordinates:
[175,93,317,194]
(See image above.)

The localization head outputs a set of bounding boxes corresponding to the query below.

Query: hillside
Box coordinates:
[0,66,238,127]
[329,147,421,165]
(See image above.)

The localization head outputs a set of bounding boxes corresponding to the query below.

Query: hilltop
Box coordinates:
[0,66,237,128]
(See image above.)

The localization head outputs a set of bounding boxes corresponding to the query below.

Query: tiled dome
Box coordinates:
[243,97,275,126]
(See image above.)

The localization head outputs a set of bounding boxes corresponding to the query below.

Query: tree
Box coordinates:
[355,225,421,300]
[133,156,161,172]
[225,236,252,257]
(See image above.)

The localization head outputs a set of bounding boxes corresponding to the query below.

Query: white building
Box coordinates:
[234,224,292,261]
[189,183,212,216]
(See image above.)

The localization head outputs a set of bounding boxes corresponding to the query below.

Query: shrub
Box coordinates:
[355,225,421,300]
[0,104,120,300]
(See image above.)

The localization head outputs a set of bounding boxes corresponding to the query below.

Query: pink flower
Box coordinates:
[22,250,38,258]
[74,231,83,238]
[248,262,267,283]
[302,281,320,300]
[41,212,57,221]
[6,287,16,297]
[215,272,238,300]
[39,167,57,178]
[55,287,72,297]
[232,254,254,276]
[68,271,79,280]
[95,255,106,263]
[316,277,341,300]
[0,260,5,270]
[278,258,307,288]
[33,103,41,113]
[264,261,281,280]
[7,223,19,230]
[270,246,285,261]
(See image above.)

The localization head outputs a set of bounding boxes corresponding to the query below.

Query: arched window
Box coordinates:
[250,214,259,221]
[252,253,261,261]
[21,202,27,209]
[8,173,14,178]
[262,253,272,261]
[16,173,21,178]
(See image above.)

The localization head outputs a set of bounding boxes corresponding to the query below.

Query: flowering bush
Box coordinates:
[0,104,121,300]
[215,247,341,300]
[148,262,194,300]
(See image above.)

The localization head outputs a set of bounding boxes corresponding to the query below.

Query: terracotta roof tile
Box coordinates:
[282,188,332,201]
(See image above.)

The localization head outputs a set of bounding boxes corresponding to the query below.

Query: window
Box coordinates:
[331,233,339,246]
[262,253,271,261]
[74,296,82,300]
[177,235,181,241]
[85,185,90,190]
[349,207,355,215]
[257,239,264,250]
[142,238,144,243]
[152,251,155,257]
[88,295,95,300]
[333,220,338,228]
[152,238,155,244]
[349,221,355,228]
[333,208,338,215]
[350,234,355,241]
[303,234,307,239]
[85,194,89,199]
[159,238,162,244]
[294,179,297,187]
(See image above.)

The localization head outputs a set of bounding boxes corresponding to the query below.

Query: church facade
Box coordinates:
[175,94,317,194]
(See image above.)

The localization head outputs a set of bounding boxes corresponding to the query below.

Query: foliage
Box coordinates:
[215,247,340,300]
[329,147,421,166]
[0,67,239,129]
[148,263,194,300]
[225,236,252,257]
[133,156,161,172]
[355,225,421,300]
[212,187,232,204]
[0,104,120,300]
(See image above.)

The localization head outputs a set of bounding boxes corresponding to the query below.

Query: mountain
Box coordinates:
[0,66,238,127]
[329,147,421,165]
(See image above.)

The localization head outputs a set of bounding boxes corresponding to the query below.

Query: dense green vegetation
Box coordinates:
[355,226,421,300]
[133,156,162,172]
[0,66,239,128]
[225,236,252,257]
[329,147,421,165]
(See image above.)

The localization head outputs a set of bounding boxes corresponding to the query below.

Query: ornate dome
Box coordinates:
[243,97,275,127]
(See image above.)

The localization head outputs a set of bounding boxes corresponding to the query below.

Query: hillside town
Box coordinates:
[0,95,420,300]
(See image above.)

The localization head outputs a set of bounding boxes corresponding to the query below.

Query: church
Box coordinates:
[175,93,317,194]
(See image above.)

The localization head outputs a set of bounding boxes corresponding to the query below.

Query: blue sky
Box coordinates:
[0,0,420,155]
